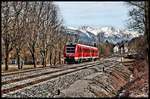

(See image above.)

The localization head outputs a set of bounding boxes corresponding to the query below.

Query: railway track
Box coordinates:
[1,56,121,97]
[2,61,101,85]
[1,61,102,95]
[1,64,68,76]
[1,55,121,77]
[1,60,99,77]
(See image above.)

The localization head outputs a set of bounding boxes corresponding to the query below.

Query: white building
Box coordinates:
[121,47,123,54]
[113,45,119,53]
[124,42,129,53]
[124,46,128,53]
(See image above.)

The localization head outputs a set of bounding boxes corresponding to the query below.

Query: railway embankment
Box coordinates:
[55,61,130,97]
[56,59,148,98]
[118,59,149,97]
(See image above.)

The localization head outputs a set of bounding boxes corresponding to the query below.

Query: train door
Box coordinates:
[78,46,80,57]
[78,46,81,57]
[81,47,83,62]
[90,48,92,60]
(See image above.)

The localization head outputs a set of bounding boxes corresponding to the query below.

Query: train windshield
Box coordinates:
[66,44,76,54]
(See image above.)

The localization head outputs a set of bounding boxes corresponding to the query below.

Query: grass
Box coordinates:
[1,66,18,71]
[1,64,43,72]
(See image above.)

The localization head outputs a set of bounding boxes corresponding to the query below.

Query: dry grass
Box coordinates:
[1,64,44,72]
[121,59,149,97]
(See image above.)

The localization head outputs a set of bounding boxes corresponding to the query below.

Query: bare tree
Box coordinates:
[25,2,43,68]
[126,1,145,33]
[47,4,64,66]
[126,1,149,61]
[96,32,105,57]
[12,2,28,69]
[37,2,63,67]
[49,26,68,65]
[2,2,18,70]
[53,26,64,65]
[58,26,66,64]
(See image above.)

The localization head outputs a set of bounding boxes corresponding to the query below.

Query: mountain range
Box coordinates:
[65,26,143,44]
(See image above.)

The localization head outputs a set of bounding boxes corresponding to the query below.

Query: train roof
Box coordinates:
[66,43,97,49]
[77,44,98,49]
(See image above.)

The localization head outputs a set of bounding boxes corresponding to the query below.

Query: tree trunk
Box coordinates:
[31,53,36,68]
[30,45,36,68]
[42,57,46,67]
[42,57,45,67]
[50,51,52,65]
[5,45,9,71]
[146,1,149,64]
[54,50,57,65]
[33,56,36,68]
[5,53,8,71]
[59,51,61,64]
[45,51,47,67]
[17,52,21,69]
[145,1,149,64]
[44,56,47,67]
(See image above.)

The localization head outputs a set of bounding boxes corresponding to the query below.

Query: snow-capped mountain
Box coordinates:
[65,26,143,44]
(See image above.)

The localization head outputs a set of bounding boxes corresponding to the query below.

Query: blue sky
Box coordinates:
[54,2,129,30]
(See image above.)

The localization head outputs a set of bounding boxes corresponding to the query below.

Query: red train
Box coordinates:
[64,43,99,63]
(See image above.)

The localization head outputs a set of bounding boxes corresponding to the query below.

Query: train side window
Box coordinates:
[90,49,91,55]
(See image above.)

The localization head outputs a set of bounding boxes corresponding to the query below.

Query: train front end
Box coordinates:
[64,43,77,63]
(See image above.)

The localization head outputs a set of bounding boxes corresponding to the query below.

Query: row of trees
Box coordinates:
[1,2,71,71]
